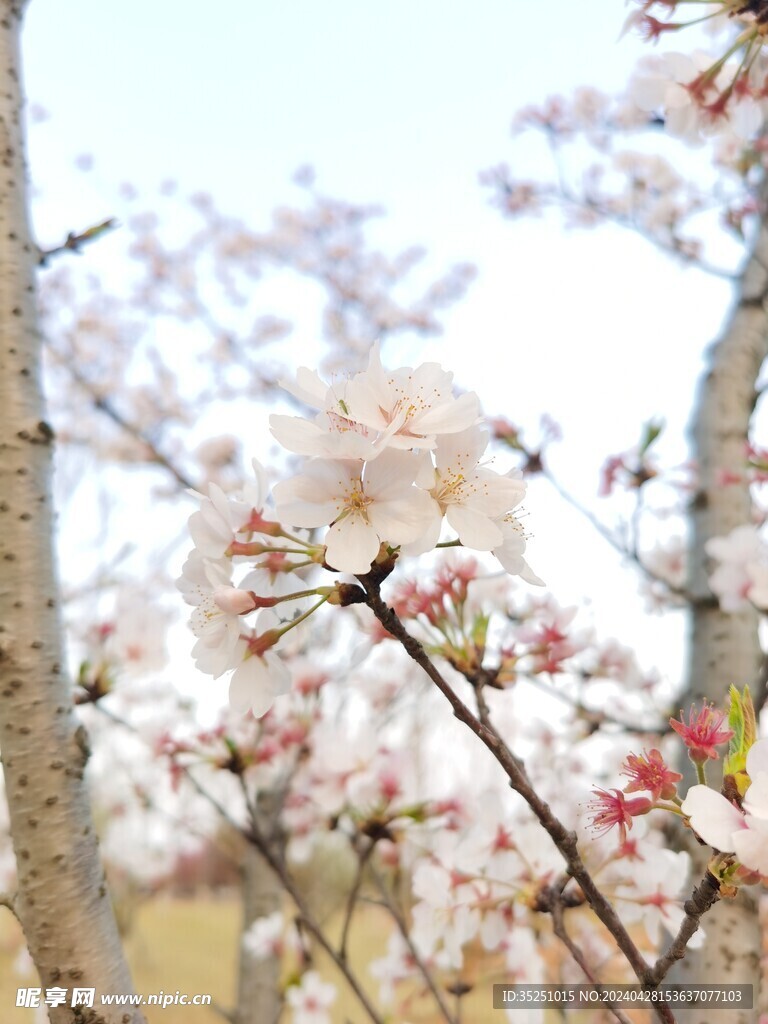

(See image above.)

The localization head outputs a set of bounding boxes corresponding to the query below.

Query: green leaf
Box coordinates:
[723,685,757,791]
[638,418,664,457]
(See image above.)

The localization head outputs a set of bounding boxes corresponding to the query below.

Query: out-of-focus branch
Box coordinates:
[37,218,117,266]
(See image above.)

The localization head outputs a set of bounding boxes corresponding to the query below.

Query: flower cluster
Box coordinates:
[625,4,768,141]
[588,688,768,883]
[178,346,542,717]
[271,343,542,580]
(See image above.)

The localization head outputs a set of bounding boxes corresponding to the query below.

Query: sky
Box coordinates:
[17,0,743,701]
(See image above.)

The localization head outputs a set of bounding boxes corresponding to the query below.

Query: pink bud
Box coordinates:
[212,586,258,616]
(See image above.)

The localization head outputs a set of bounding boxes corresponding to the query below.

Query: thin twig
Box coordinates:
[541,467,698,605]
[339,838,375,963]
[646,871,721,986]
[38,218,118,266]
[369,866,458,1024]
[543,877,634,1024]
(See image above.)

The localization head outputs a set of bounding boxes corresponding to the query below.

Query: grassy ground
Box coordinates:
[0,896,652,1023]
[1,897,238,1024]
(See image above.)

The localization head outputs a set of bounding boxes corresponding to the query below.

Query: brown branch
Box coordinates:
[49,350,196,490]
[542,878,635,1024]
[646,872,721,986]
[358,574,678,1022]
[37,217,118,266]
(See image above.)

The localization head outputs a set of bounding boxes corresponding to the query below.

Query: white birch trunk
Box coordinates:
[669,197,768,1022]
[0,3,144,1021]
[235,793,284,1024]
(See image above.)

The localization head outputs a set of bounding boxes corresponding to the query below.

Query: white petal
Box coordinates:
[369,489,436,545]
[681,786,745,851]
[417,390,481,435]
[278,366,328,409]
[746,739,768,780]
[324,516,380,574]
[446,505,503,550]
[742,773,768,821]
[365,449,420,495]
[732,826,768,875]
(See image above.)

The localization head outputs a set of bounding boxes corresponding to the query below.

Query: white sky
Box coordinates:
[18,0,743,700]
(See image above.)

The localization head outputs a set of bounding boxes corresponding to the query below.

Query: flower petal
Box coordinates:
[324,516,380,574]
[681,785,745,851]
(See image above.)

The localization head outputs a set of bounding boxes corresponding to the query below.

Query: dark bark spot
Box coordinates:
[45,796,58,806]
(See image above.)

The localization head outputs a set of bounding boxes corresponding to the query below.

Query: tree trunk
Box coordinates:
[235,792,284,1024]
[670,194,768,1022]
[0,3,144,1021]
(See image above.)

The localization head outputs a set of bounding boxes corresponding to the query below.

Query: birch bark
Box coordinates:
[0,3,144,1021]
[669,194,768,1022]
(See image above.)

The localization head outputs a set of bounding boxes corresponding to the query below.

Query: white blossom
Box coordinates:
[273,450,434,574]
[286,971,336,1024]
[682,738,768,875]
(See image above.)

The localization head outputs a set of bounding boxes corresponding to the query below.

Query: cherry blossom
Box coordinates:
[612,844,701,949]
[630,50,764,143]
[241,911,285,961]
[269,407,378,461]
[272,343,481,460]
[285,970,337,1024]
[491,512,545,585]
[706,524,768,612]
[187,482,252,559]
[681,737,768,874]
[622,749,682,802]
[409,861,482,969]
[228,634,292,717]
[404,426,527,555]
[368,931,421,1005]
[587,788,652,844]
[342,342,481,451]
[272,450,434,574]
[669,703,734,763]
